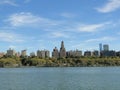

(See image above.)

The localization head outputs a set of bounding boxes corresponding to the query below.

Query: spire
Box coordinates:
[61,41,64,48]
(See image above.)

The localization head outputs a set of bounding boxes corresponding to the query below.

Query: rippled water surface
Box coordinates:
[0,67,120,90]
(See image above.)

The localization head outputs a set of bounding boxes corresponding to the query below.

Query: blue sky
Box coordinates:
[0,0,120,54]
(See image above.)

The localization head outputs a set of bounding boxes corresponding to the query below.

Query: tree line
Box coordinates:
[0,56,120,67]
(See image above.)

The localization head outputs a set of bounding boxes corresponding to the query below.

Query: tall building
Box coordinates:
[45,50,50,58]
[15,52,21,57]
[84,51,91,57]
[30,52,35,57]
[21,50,27,57]
[52,47,59,58]
[99,43,102,52]
[103,44,109,51]
[37,50,50,58]
[59,41,66,58]
[67,50,82,57]
[92,50,99,57]
[6,48,16,56]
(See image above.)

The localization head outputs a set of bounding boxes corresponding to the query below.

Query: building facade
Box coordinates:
[6,48,16,56]
[0,52,4,57]
[67,50,82,57]
[21,50,27,57]
[52,47,59,58]
[103,44,109,51]
[37,50,50,58]
[59,41,66,58]
[30,52,36,57]
[84,51,92,57]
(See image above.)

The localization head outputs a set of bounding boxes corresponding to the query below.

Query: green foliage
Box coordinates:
[1,56,120,67]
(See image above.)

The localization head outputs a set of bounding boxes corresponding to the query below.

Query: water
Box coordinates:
[0,67,120,90]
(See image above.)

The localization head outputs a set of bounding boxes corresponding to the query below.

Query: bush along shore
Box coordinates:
[1,56,120,67]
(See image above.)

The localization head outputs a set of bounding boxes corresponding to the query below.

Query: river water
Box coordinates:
[0,67,120,90]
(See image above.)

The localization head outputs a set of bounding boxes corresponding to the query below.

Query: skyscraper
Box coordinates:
[37,50,50,58]
[103,44,109,51]
[52,47,59,58]
[60,41,66,58]
[21,50,27,57]
[6,48,16,56]
[99,43,102,52]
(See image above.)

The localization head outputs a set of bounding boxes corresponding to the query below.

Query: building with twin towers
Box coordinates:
[52,41,66,58]
[52,41,82,58]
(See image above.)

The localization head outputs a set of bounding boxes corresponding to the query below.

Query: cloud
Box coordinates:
[77,22,111,32]
[8,45,16,49]
[61,13,76,18]
[5,12,113,34]
[6,12,58,27]
[85,36,116,42]
[96,0,120,13]
[50,32,70,38]
[0,0,18,6]
[0,31,24,43]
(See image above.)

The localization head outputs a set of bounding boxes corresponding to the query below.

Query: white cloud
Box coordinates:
[5,12,113,34]
[51,32,69,38]
[85,36,116,42]
[6,12,58,27]
[96,0,120,13]
[77,22,111,32]
[7,12,40,26]
[8,45,16,49]
[0,0,18,6]
[0,31,24,43]
[61,13,76,18]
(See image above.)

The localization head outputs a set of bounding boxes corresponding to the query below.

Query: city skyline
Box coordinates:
[0,41,116,57]
[0,0,120,53]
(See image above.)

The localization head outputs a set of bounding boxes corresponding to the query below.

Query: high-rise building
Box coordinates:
[66,50,82,57]
[59,41,66,58]
[45,50,50,58]
[99,43,102,52]
[30,52,35,57]
[6,48,16,56]
[92,50,99,57]
[103,44,109,51]
[84,51,91,57]
[21,50,27,57]
[15,52,21,57]
[37,50,50,58]
[52,47,59,58]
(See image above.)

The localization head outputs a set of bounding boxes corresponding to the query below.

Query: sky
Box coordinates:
[0,0,120,54]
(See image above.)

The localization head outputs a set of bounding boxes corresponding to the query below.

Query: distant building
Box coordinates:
[103,44,109,51]
[116,51,120,57]
[15,52,21,57]
[67,50,82,57]
[84,51,91,57]
[101,50,116,57]
[59,41,66,58]
[92,50,99,57]
[99,43,102,52]
[45,50,50,58]
[30,52,35,57]
[52,47,59,58]
[37,50,50,58]
[0,52,4,57]
[21,50,27,57]
[6,48,16,56]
